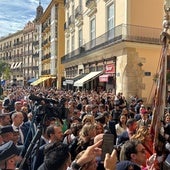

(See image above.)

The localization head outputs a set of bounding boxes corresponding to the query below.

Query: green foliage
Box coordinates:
[0,60,11,83]
[3,66,11,80]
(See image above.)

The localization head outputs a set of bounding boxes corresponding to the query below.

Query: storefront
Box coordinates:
[99,63,116,92]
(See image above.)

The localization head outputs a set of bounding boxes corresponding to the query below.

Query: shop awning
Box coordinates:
[27,77,38,83]
[99,74,110,82]
[74,71,102,87]
[10,63,15,69]
[30,77,50,86]
[13,62,18,69]
[16,62,22,68]
[65,74,87,85]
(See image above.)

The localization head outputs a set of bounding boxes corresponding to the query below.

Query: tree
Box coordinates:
[0,60,11,95]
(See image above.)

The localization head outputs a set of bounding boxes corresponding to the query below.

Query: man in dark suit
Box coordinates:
[31,125,64,170]
[11,112,30,145]
[137,109,151,129]
[3,93,16,112]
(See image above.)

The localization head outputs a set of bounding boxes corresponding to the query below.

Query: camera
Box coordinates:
[29,94,59,124]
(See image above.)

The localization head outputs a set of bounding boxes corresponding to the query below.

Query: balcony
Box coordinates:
[33,40,39,46]
[68,15,75,32]
[68,15,75,26]
[32,66,38,70]
[41,69,50,75]
[86,0,96,8]
[61,24,162,64]
[85,0,97,17]
[75,6,82,19]
[42,53,51,61]
[13,41,23,47]
[32,52,39,58]
[75,6,83,27]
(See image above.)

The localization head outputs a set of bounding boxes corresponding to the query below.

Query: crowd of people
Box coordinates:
[0,86,170,170]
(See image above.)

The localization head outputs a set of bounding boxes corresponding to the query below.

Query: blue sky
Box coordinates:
[0,0,50,38]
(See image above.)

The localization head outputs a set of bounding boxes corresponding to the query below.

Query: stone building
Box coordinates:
[62,0,164,104]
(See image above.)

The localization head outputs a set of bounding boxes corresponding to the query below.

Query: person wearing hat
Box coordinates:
[0,141,21,170]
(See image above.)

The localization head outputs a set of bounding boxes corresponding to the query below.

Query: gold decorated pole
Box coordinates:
[150,0,170,163]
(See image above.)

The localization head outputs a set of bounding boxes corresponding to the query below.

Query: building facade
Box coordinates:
[33,0,65,89]
[0,31,24,86]
[62,0,164,104]
[0,2,43,87]
[23,21,39,85]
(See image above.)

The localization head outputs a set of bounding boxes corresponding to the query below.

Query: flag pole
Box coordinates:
[150,0,170,166]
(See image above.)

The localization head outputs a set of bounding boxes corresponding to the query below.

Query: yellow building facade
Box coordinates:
[62,0,164,104]
[37,0,65,88]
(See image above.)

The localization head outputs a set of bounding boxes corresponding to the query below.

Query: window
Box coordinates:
[71,35,75,52]
[79,0,82,10]
[78,29,83,47]
[72,4,75,18]
[90,18,96,47]
[67,11,69,24]
[107,3,114,39]
[67,39,70,54]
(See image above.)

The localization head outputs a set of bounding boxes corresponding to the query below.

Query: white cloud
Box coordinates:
[0,0,51,37]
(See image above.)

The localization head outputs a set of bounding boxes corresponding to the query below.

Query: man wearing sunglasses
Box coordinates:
[117,140,156,170]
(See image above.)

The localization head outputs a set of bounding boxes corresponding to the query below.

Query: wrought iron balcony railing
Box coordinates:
[61,24,162,64]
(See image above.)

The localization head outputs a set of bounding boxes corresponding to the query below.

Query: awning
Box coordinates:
[30,77,50,86]
[65,74,87,85]
[74,71,102,87]
[16,62,22,68]
[99,74,109,82]
[13,62,18,69]
[10,63,15,69]
[27,77,38,83]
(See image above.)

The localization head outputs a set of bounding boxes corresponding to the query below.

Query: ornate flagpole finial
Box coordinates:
[161,0,170,42]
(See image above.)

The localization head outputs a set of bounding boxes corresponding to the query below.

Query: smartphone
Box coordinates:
[101,133,115,161]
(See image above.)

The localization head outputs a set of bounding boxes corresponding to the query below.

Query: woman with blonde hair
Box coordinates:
[76,122,96,149]
[69,122,96,160]
[131,126,153,157]
[82,114,95,125]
